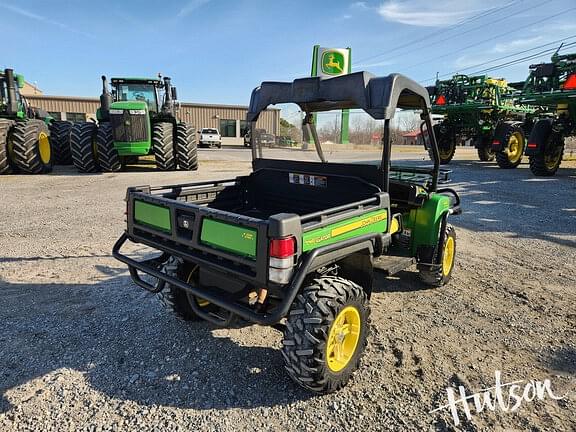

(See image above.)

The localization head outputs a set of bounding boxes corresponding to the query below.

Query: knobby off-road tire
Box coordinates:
[0,119,14,174]
[153,122,176,171]
[9,119,53,174]
[430,124,456,165]
[282,276,370,394]
[476,136,495,162]
[176,123,198,171]
[495,122,525,169]
[157,256,215,322]
[49,120,73,165]
[96,122,121,172]
[419,224,456,287]
[70,122,99,173]
[529,132,564,177]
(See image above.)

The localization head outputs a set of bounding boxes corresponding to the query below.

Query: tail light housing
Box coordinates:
[562,74,576,90]
[269,236,295,284]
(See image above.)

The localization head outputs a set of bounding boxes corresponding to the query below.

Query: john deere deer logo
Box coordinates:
[321,51,345,75]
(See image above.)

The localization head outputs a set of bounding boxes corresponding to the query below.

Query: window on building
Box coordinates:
[240,120,250,138]
[48,112,62,121]
[66,112,86,122]
[219,119,236,138]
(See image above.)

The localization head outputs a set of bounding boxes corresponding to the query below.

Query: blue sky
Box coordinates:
[1,0,575,106]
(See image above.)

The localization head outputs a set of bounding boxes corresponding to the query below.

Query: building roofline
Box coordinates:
[25,94,280,111]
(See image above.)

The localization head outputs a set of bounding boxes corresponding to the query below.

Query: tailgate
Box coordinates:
[126,186,268,284]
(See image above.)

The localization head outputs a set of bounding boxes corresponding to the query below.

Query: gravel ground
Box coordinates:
[1,148,575,431]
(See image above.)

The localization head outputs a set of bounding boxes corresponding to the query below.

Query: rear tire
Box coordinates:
[70,122,99,173]
[419,224,456,287]
[0,119,15,174]
[430,124,456,164]
[9,119,53,174]
[476,136,495,161]
[153,122,175,171]
[176,123,198,171]
[495,122,525,169]
[49,121,73,165]
[157,257,216,321]
[96,122,121,172]
[529,132,564,176]
[282,276,369,394]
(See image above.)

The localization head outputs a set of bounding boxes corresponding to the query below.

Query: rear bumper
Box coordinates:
[113,231,381,325]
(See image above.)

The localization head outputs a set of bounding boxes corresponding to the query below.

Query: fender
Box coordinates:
[525,118,553,156]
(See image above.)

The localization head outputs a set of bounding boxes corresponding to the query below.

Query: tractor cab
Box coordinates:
[110,78,162,113]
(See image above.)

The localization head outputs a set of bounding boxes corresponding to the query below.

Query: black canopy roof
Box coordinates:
[247,71,431,122]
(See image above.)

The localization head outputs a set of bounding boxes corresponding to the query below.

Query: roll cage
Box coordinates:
[246,71,441,192]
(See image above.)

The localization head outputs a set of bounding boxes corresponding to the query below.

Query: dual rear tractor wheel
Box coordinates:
[0,119,53,174]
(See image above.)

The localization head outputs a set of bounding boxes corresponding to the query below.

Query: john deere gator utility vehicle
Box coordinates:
[113,71,461,394]
[0,68,54,174]
[516,51,576,176]
[70,75,197,173]
[428,74,534,168]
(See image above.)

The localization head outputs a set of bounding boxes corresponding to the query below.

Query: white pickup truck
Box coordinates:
[198,128,222,148]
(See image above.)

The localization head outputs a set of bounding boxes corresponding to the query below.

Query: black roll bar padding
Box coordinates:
[381,119,391,192]
[113,232,379,325]
[422,107,440,192]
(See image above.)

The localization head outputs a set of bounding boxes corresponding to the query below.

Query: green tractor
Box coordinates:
[69,75,197,172]
[0,68,54,174]
[517,51,576,176]
[428,74,535,168]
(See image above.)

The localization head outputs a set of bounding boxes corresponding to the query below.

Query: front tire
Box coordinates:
[476,136,495,161]
[96,122,121,172]
[430,124,456,164]
[9,119,53,174]
[70,122,99,173]
[49,121,73,165]
[153,122,176,171]
[282,276,369,394]
[495,122,525,169]
[529,132,564,176]
[419,224,456,287]
[176,123,198,171]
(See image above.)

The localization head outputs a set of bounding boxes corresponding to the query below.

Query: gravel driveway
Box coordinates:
[1,149,575,431]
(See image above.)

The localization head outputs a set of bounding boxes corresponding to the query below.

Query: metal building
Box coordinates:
[26,95,280,146]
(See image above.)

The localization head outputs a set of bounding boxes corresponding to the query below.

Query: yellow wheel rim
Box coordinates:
[186,268,209,307]
[326,306,361,372]
[507,132,524,163]
[439,143,454,160]
[38,132,51,164]
[544,148,562,170]
[442,236,455,277]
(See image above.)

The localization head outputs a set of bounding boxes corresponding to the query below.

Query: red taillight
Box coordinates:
[563,74,576,90]
[492,140,500,145]
[270,237,295,258]
[527,143,537,148]
[436,95,446,105]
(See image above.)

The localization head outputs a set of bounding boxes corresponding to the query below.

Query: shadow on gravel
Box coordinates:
[540,346,576,375]
[0,271,313,413]
[444,160,576,249]
[372,270,435,293]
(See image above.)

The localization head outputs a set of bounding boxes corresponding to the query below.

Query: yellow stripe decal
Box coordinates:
[330,213,387,237]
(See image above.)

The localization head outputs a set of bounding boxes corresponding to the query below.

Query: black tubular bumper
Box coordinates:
[113,232,380,325]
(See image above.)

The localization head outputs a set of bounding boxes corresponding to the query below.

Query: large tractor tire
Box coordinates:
[282,276,370,394]
[176,122,198,171]
[0,119,15,174]
[475,136,495,162]
[70,122,99,173]
[49,121,73,165]
[9,119,53,174]
[153,122,176,171]
[419,224,456,287]
[95,122,121,172]
[494,122,525,169]
[157,256,217,321]
[430,124,456,164]
[529,132,564,177]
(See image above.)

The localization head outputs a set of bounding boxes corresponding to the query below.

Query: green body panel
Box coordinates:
[200,219,258,259]
[15,74,25,89]
[403,194,450,253]
[134,201,172,233]
[109,100,152,155]
[302,209,388,252]
[115,141,150,156]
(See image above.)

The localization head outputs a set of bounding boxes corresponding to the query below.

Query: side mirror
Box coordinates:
[171,86,178,100]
